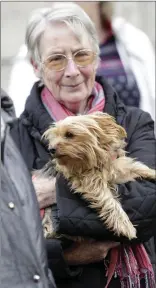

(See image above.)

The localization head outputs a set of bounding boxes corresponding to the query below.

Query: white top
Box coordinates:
[112,17,155,120]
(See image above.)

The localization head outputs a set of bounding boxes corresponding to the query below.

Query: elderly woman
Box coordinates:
[10,3,156,288]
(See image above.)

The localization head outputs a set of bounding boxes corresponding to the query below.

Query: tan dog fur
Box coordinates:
[43,112,156,240]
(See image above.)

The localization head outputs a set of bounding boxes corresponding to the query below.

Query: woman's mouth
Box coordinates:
[62,82,83,88]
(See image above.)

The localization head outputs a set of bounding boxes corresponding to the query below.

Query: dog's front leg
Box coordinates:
[99,186,136,240]
[78,183,136,240]
[111,157,156,184]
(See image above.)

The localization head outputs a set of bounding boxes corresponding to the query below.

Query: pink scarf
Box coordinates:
[41,84,155,287]
[41,82,105,120]
[106,244,155,288]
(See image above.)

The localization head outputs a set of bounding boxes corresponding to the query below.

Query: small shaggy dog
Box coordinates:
[40,112,155,240]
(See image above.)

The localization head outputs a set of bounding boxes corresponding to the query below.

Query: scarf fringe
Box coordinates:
[106,244,155,288]
[120,271,155,288]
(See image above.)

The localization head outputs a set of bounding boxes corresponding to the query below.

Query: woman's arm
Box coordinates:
[32,162,56,208]
[63,240,119,265]
[118,111,156,242]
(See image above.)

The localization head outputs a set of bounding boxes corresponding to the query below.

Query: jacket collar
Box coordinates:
[1,89,16,119]
[96,75,126,119]
[21,82,52,136]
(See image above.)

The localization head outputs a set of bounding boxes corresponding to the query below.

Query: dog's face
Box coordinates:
[43,112,127,172]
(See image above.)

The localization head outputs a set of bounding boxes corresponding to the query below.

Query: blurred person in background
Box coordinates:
[9,3,156,288]
[8,2,155,120]
[96,2,155,120]
[1,89,56,288]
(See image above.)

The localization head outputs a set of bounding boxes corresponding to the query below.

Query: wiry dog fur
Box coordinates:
[42,112,156,240]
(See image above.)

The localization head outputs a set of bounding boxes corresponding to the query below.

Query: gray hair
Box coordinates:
[25,2,100,65]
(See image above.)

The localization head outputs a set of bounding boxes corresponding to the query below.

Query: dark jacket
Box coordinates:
[10,77,156,288]
[1,90,56,288]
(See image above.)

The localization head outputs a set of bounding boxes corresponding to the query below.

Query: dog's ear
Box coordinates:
[87,112,127,140]
[117,125,127,139]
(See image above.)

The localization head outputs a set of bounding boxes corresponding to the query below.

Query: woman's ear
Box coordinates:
[31,58,41,78]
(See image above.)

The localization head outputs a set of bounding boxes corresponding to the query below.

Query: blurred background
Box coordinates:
[1,1,155,94]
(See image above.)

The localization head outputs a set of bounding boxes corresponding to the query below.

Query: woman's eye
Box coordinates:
[64,132,74,139]
[50,55,64,62]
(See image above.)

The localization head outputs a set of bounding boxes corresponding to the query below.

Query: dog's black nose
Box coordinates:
[49,148,56,154]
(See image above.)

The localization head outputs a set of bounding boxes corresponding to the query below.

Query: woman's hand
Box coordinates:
[63,239,119,265]
[32,176,56,209]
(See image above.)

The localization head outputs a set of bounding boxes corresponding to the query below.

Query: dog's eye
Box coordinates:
[97,136,100,142]
[64,132,74,139]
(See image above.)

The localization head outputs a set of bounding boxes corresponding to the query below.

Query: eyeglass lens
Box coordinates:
[44,50,95,71]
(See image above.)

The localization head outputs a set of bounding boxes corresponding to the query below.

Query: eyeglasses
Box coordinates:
[42,49,97,72]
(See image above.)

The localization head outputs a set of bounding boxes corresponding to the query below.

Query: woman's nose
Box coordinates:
[64,59,80,77]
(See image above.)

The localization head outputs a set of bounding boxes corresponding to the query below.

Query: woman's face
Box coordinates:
[36,22,97,112]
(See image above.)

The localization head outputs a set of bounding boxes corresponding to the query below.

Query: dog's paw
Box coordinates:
[118,221,137,240]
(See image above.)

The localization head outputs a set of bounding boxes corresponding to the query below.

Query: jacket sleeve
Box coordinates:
[118,111,156,242]
[46,238,82,280]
